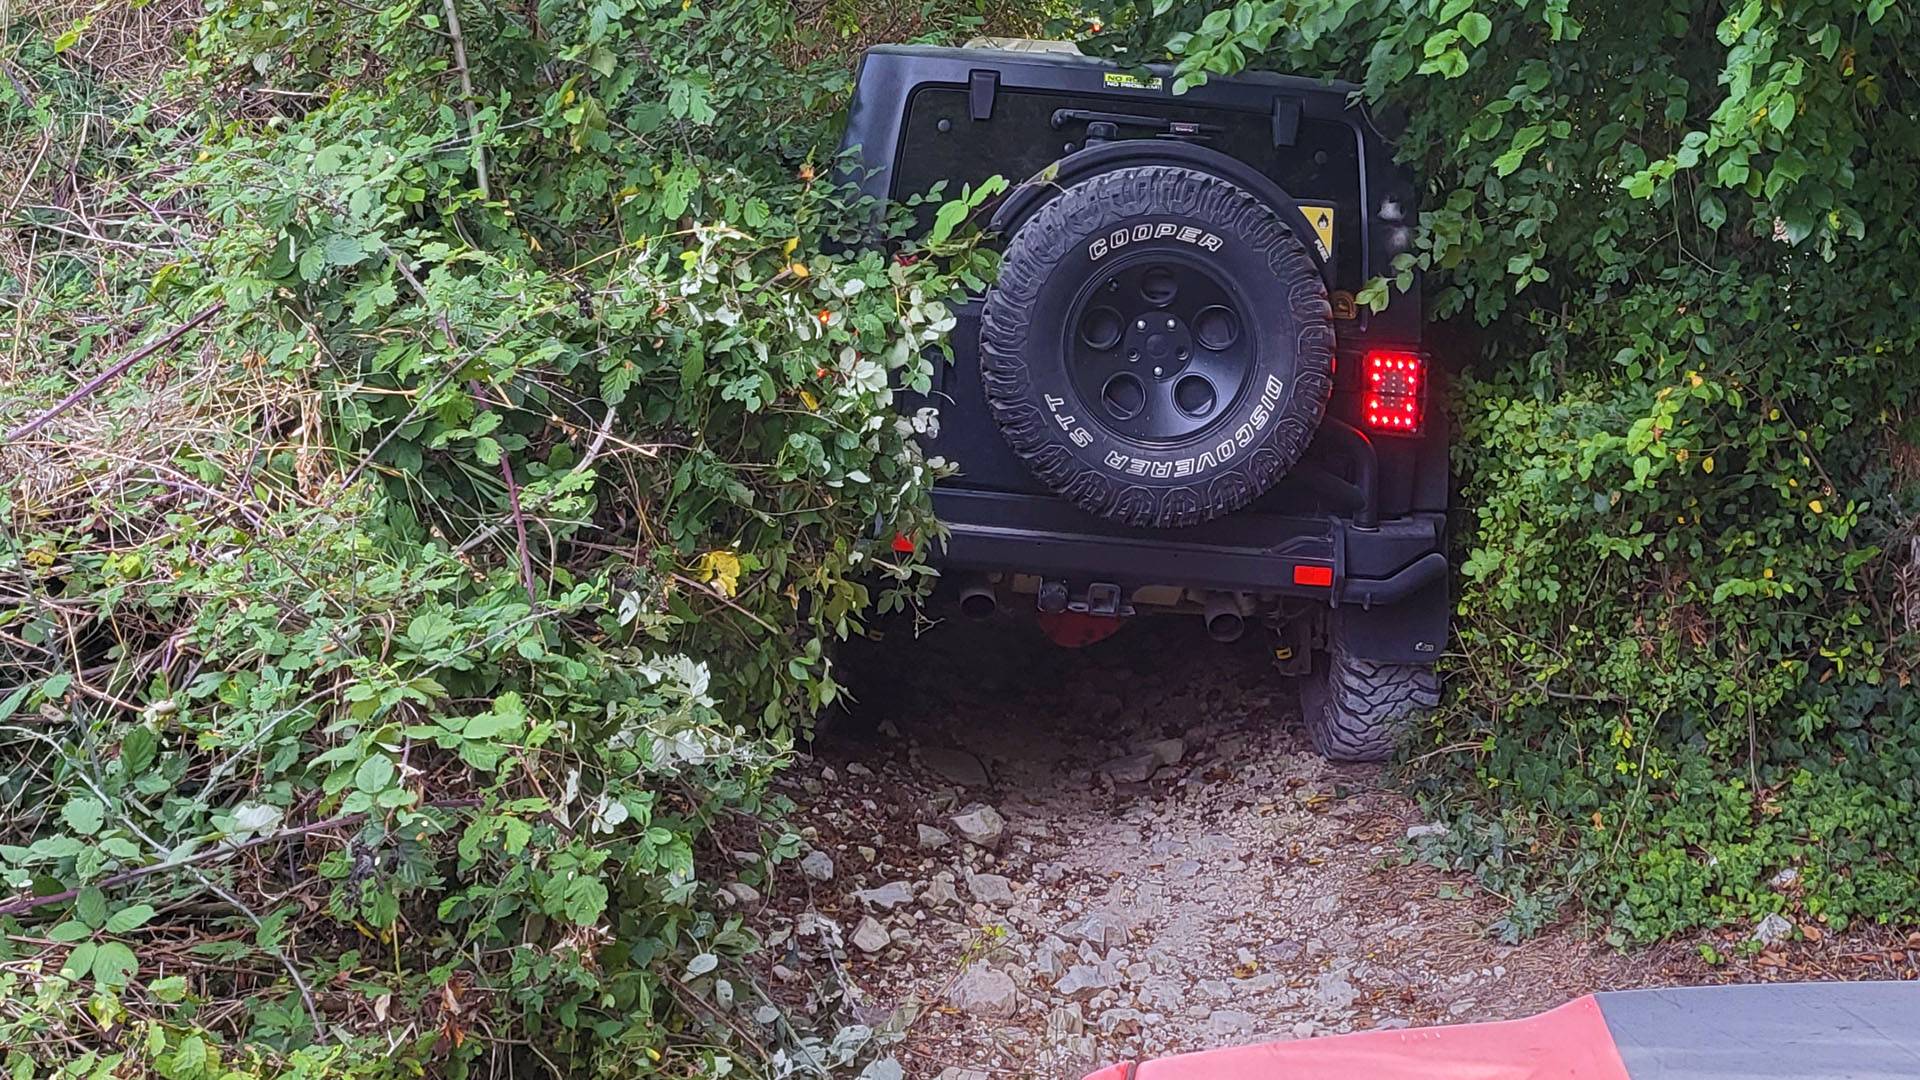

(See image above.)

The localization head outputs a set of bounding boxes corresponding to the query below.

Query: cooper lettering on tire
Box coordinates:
[980,164,1335,527]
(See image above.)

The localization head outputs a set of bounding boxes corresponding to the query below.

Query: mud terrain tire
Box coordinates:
[1300,635,1439,762]
[980,164,1333,528]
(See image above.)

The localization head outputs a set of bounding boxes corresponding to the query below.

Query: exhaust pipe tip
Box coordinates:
[1202,592,1246,643]
[958,578,998,619]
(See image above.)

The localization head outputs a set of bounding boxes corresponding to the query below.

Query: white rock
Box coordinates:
[1209,1008,1256,1036]
[1045,1002,1085,1036]
[1032,936,1072,980]
[917,824,953,850]
[1144,737,1187,766]
[1405,822,1449,840]
[799,850,835,882]
[853,881,916,910]
[947,965,1018,1017]
[967,872,1015,905]
[1753,912,1795,947]
[1313,969,1358,1011]
[1055,963,1116,1000]
[852,916,891,953]
[1058,911,1129,950]
[950,803,1006,847]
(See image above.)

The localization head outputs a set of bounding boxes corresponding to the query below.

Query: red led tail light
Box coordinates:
[1363,351,1425,434]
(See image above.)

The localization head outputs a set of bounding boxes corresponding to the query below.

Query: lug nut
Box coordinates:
[1153,366,1164,376]
[1166,318,1176,329]
[1136,319,1147,330]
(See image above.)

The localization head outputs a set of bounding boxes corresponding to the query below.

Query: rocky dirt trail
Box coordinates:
[744,617,1914,1078]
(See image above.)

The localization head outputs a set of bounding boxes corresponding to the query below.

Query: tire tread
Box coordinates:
[1303,635,1439,762]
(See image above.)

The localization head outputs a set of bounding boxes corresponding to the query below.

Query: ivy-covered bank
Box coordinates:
[1090,0,1920,941]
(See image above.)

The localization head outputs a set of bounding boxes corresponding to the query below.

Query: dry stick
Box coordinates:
[0,798,481,920]
[452,404,619,557]
[494,404,537,598]
[440,0,491,200]
[4,301,224,443]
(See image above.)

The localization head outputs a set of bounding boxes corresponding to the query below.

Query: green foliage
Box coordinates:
[1093,0,1920,938]
[1,0,1003,1075]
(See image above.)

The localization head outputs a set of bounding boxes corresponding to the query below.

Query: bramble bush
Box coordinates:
[1088,0,1920,940]
[1,0,1005,1075]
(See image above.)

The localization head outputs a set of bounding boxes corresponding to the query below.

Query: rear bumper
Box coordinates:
[931,488,1445,607]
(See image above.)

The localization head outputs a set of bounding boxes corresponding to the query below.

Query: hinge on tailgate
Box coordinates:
[1271,95,1302,147]
[969,69,999,121]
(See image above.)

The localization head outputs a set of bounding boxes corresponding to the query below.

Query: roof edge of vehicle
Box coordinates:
[862,42,1364,98]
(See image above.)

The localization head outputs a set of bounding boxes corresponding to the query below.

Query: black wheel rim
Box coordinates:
[1064,253,1256,443]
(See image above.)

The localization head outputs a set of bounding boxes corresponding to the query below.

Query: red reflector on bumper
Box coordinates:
[1293,564,1334,587]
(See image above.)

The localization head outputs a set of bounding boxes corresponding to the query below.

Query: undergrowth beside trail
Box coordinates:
[1,0,1015,1074]
[1093,0,1920,943]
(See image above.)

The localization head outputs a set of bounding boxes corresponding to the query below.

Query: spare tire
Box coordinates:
[980,164,1334,527]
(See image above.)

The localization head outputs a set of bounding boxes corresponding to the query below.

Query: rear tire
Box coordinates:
[1300,634,1438,762]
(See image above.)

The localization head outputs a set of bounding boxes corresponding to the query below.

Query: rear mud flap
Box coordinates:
[1331,571,1446,665]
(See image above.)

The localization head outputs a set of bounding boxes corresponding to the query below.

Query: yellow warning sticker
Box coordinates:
[1300,202,1336,259]
[1103,71,1163,91]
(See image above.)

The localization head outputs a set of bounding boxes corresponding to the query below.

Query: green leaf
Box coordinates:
[106,904,157,933]
[171,1035,208,1074]
[354,755,396,793]
[462,709,521,740]
[323,234,367,267]
[927,199,969,246]
[150,974,189,1002]
[0,682,30,722]
[62,797,106,836]
[92,941,138,987]
[121,727,159,775]
[1458,13,1492,46]
[1697,193,1727,231]
[61,941,97,982]
[76,887,108,929]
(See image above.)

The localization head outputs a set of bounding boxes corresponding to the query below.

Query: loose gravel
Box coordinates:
[745,616,1920,1078]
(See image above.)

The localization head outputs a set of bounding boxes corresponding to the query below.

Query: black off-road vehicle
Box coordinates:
[840,42,1444,761]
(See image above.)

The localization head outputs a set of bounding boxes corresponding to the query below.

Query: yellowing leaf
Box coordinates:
[798,390,819,410]
[1702,455,1714,473]
[695,550,742,597]
[788,262,809,278]
[782,237,799,256]
[1809,499,1824,513]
